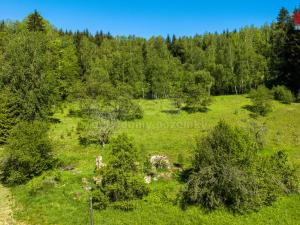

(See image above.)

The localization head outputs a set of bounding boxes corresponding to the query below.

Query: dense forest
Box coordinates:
[0,6,300,224]
[0,8,299,121]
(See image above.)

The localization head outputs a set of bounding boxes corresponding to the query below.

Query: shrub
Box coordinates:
[92,189,109,210]
[112,201,135,211]
[92,134,149,210]
[77,118,117,147]
[249,85,273,116]
[180,121,298,212]
[0,121,57,185]
[0,88,19,144]
[272,85,295,104]
[114,98,144,121]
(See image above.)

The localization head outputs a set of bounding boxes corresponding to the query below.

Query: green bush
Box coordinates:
[112,201,136,211]
[180,121,298,212]
[249,85,273,116]
[114,98,144,121]
[0,121,57,185]
[76,118,117,147]
[92,134,149,210]
[92,190,109,210]
[0,88,19,144]
[272,86,295,104]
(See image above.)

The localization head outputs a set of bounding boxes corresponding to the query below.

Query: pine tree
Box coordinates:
[27,10,45,32]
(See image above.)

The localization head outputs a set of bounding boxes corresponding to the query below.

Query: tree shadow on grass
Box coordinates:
[181,106,209,114]
[242,105,259,119]
[175,168,193,183]
[48,117,61,123]
[161,109,181,115]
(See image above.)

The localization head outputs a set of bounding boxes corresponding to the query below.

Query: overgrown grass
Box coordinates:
[10,95,300,225]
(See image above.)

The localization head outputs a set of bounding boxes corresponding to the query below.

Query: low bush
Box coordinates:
[114,98,144,121]
[0,121,57,185]
[92,189,109,210]
[92,134,149,210]
[272,85,295,104]
[180,121,298,212]
[249,85,273,116]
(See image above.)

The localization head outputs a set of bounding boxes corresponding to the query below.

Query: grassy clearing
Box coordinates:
[10,95,300,225]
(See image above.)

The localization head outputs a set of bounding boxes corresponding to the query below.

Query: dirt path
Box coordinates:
[0,184,14,225]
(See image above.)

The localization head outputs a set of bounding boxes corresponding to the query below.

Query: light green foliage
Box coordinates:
[249,85,273,116]
[145,36,182,98]
[8,96,300,225]
[54,36,80,100]
[0,121,56,185]
[76,118,117,146]
[0,8,299,224]
[181,70,214,112]
[27,170,61,195]
[272,85,295,104]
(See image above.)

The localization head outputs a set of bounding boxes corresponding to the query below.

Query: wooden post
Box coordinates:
[89,197,94,225]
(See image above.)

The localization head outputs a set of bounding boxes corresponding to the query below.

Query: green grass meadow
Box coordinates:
[10,95,300,225]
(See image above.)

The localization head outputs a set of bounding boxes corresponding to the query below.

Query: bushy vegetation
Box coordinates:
[180,121,298,212]
[0,88,19,144]
[92,134,149,210]
[272,85,295,104]
[77,118,117,147]
[7,96,300,225]
[249,86,273,116]
[0,6,299,225]
[0,121,57,185]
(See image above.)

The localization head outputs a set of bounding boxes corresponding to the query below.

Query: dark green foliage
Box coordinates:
[0,31,59,120]
[0,121,56,185]
[297,92,300,103]
[0,9,297,107]
[27,10,45,32]
[272,85,295,104]
[249,86,273,116]
[180,121,298,212]
[0,88,19,144]
[112,201,136,211]
[174,153,184,168]
[92,189,109,210]
[270,7,300,93]
[92,134,149,210]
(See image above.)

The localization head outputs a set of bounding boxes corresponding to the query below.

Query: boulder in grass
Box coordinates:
[150,155,171,170]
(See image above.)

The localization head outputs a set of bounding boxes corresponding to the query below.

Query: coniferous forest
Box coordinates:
[0,6,300,225]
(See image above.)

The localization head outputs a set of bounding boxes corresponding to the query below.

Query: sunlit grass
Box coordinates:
[11,95,300,225]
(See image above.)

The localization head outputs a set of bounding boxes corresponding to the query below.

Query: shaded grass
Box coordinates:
[9,95,300,225]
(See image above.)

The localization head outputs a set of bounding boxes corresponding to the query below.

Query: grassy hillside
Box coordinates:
[10,95,300,225]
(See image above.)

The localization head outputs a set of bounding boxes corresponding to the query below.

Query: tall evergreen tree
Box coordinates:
[27,10,45,32]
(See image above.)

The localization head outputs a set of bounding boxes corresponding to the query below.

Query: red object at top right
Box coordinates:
[294,12,300,25]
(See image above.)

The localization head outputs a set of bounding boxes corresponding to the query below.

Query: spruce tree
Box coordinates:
[27,10,45,32]
[0,89,19,144]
